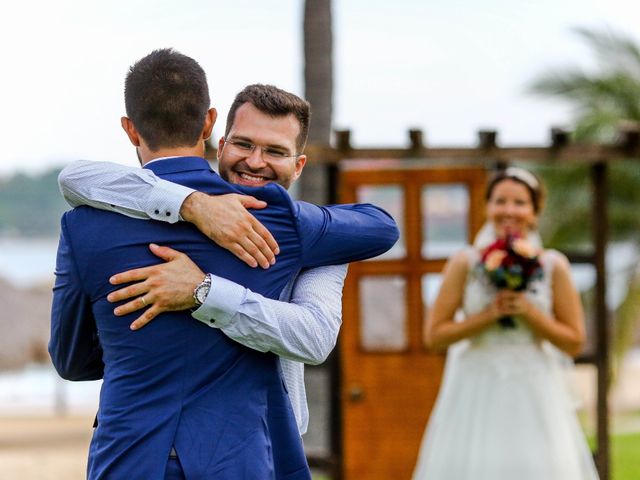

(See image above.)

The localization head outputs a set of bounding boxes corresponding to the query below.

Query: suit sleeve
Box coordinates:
[296,202,399,267]
[49,215,104,381]
[58,160,194,223]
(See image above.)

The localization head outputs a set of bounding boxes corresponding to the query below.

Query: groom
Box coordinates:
[49,49,397,479]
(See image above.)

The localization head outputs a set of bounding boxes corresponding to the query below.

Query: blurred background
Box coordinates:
[1,0,640,479]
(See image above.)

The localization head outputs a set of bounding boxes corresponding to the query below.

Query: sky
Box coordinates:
[1,0,639,176]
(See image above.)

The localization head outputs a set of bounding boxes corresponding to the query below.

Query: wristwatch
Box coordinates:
[193,273,212,307]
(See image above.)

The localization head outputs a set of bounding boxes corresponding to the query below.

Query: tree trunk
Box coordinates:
[300,0,333,204]
[300,1,338,475]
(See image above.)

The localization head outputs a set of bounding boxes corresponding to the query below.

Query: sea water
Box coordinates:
[0,237,101,415]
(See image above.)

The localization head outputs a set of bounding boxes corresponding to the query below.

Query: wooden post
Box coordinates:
[327,162,343,480]
[328,132,348,479]
[409,129,424,151]
[478,130,497,150]
[335,129,352,151]
[592,162,610,479]
[478,130,504,169]
[550,127,570,149]
[616,123,640,155]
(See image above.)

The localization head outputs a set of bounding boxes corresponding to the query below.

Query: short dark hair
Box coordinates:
[485,167,545,213]
[225,84,311,151]
[124,48,210,151]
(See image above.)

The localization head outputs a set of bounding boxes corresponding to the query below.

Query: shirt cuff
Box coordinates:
[192,275,247,328]
[146,180,195,223]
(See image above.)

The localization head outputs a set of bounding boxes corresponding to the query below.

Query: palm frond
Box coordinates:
[573,26,640,77]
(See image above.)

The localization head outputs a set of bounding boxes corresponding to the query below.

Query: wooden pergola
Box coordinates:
[302,125,640,480]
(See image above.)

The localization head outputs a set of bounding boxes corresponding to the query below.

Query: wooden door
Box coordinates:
[339,161,487,480]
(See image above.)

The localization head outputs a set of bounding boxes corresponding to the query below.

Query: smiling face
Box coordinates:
[217,102,306,189]
[485,178,537,238]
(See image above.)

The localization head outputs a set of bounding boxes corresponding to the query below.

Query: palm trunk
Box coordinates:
[300,0,333,204]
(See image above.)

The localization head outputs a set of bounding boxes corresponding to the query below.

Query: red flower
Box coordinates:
[478,235,543,328]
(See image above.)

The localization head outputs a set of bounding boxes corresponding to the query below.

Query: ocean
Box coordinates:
[0,237,101,415]
[0,237,59,287]
[0,364,100,416]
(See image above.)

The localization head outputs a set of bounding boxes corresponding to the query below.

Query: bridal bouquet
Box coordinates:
[479,235,543,328]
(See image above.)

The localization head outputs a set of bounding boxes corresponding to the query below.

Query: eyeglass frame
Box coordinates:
[222,137,302,161]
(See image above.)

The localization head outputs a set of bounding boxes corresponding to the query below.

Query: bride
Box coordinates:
[412,167,599,479]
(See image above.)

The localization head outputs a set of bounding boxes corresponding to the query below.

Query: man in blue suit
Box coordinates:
[50,49,397,479]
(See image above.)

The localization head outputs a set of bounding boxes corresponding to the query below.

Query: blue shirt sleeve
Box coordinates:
[295,201,399,267]
[49,215,104,381]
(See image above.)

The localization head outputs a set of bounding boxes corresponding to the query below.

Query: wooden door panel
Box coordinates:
[339,162,487,479]
[342,352,445,477]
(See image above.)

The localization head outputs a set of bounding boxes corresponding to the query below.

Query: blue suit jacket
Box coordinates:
[50,156,398,480]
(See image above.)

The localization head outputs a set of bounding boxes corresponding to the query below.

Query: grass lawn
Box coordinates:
[582,410,640,480]
[611,431,640,480]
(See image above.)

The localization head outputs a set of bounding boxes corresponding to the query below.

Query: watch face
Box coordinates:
[194,275,211,306]
[195,286,207,304]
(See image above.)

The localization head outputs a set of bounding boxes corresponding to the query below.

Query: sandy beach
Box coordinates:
[0,415,94,479]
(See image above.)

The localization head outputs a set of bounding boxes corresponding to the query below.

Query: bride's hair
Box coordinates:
[485,167,545,213]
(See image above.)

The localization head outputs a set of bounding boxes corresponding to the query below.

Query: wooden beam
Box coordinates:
[303,142,640,165]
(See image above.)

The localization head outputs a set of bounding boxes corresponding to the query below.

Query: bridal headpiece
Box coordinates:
[485,166,545,213]
[503,167,540,191]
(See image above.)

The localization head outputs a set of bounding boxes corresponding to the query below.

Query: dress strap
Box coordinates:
[539,249,564,283]
[462,247,481,268]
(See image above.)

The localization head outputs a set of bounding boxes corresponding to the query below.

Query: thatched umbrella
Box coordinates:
[0,277,52,370]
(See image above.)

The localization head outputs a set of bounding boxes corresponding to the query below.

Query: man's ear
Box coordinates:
[217,136,225,161]
[202,108,217,141]
[292,154,307,182]
[121,117,141,146]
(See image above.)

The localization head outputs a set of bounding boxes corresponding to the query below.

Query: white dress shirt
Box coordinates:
[58,159,346,434]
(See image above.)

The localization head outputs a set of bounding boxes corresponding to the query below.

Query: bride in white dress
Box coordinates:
[412,167,599,480]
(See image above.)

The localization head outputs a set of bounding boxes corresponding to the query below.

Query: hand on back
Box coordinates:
[107,244,205,330]
[180,192,279,269]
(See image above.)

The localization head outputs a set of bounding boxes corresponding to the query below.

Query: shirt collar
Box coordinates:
[143,156,213,175]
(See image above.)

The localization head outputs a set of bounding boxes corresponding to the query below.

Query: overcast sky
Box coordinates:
[1,0,638,176]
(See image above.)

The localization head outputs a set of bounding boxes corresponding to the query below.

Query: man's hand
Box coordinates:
[180,192,279,269]
[107,244,205,330]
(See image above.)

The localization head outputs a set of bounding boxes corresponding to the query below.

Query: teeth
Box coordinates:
[240,173,265,182]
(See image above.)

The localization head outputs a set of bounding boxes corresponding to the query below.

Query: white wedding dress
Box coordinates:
[412,244,600,479]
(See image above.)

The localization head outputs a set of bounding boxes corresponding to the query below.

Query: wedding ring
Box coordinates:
[141,296,147,307]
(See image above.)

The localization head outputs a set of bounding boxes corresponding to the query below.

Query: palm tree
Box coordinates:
[528,27,640,246]
[299,0,333,205]
[530,27,640,142]
[528,27,640,383]
[299,0,336,470]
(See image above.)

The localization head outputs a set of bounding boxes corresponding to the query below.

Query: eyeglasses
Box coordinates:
[223,138,300,161]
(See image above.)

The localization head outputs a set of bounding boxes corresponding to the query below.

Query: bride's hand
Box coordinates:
[494,291,533,317]
[485,297,504,322]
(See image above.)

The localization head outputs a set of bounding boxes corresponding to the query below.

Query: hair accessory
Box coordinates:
[504,167,539,191]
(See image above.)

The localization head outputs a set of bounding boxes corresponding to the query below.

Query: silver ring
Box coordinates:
[141,296,147,307]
